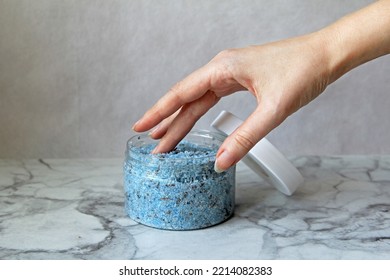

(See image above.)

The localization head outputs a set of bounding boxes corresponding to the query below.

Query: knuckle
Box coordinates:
[169,81,183,97]
[167,82,185,105]
[234,130,256,152]
[262,96,290,124]
[210,49,239,85]
[215,49,233,59]
[213,49,237,66]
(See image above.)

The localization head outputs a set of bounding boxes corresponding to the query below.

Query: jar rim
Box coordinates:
[126,129,226,161]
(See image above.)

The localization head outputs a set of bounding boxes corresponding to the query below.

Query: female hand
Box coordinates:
[133,33,331,172]
[132,0,390,172]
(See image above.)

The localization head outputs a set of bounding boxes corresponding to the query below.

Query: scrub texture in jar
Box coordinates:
[123,130,235,230]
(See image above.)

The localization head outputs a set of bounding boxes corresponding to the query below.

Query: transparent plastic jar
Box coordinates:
[123,130,235,230]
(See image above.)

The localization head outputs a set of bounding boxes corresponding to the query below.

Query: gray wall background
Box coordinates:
[1,0,389,158]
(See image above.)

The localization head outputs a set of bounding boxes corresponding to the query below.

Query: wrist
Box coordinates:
[315,0,390,84]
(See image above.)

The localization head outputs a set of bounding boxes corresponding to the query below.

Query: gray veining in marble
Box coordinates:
[1,156,390,259]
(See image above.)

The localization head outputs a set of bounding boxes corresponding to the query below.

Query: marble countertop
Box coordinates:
[1,156,390,260]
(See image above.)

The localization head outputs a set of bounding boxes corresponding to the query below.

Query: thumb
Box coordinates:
[214,107,280,172]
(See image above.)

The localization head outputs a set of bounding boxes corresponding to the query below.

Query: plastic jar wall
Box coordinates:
[123,130,235,230]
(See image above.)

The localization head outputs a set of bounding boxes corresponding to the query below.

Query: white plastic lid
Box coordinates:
[211,110,304,196]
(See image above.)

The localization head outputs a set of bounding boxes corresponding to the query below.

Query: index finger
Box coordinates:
[133,65,212,132]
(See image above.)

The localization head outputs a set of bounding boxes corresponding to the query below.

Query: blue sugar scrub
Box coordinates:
[123,130,235,230]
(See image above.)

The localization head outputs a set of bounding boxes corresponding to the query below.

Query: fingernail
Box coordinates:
[214,161,224,173]
[132,120,140,131]
[151,145,160,154]
[214,150,236,173]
